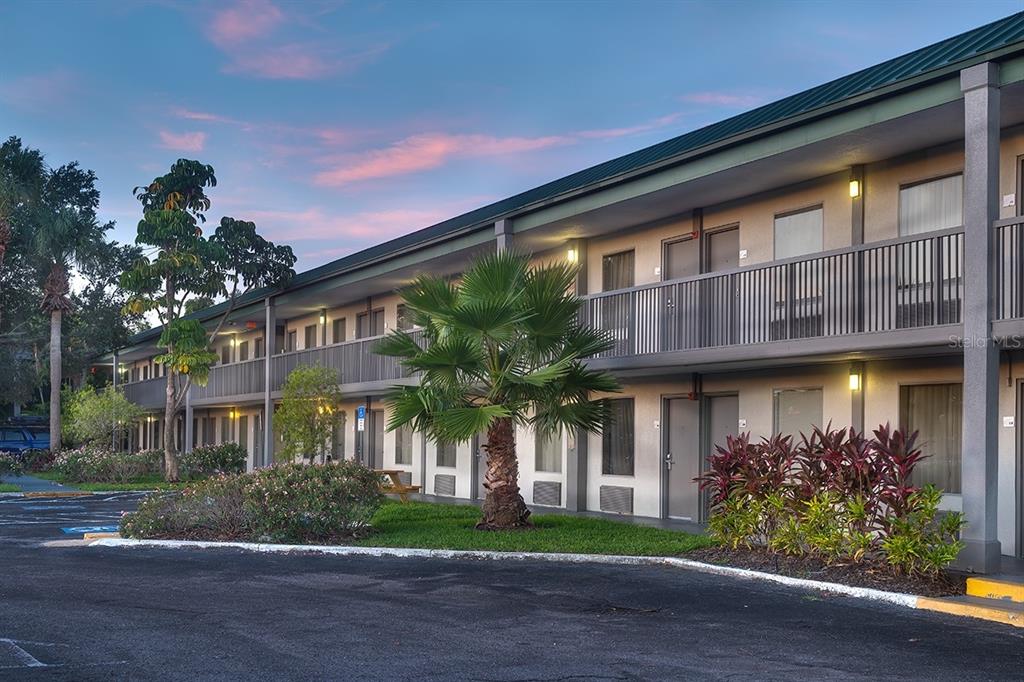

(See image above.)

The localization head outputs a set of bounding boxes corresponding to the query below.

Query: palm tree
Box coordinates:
[376,251,620,529]
[34,207,104,453]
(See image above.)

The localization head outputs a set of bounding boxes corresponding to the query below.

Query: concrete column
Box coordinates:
[566,238,589,511]
[111,352,119,450]
[263,296,275,467]
[850,165,865,246]
[495,219,512,252]
[958,62,1001,572]
[184,386,194,454]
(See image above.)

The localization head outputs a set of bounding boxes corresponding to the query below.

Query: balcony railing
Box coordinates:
[580,228,964,358]
[192,357,266,401]
[269,330,423,391]
[996,216,1024,320]
[121,376,166,410]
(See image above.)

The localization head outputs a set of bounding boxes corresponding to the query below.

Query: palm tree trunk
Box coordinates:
[478,416,531,530]
[49,309,62,453]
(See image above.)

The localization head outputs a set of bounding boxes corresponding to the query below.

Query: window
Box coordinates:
[395,424,413,465]
[221,416,232,444]
[221,346,231,364]
[436,441,457,468]
[304,324,317,349]
[357,308,385,338]
[663,236,699,280]
[899,174,963,236]
[332,318,346,344]
[774,206,823,259]
[601,250,635,291]
[773,388,823,438]
[238,415,248,451]
[396,304,414,331]
[255,337,265,358]
[286,330,296,352]
[602,398,634,475]
[900,383,962,493]
[535,431,561,473]
[142,366,149,381]
[203,417,215,446]
[131,367,139,382]
[238,341,249,362]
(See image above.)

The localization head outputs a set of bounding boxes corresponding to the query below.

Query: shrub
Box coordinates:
[0,452,23,478]
[20,448,55,473]
[697,423,965,576]
[121,460,385,543]
[180,443,247,478]
[52,445,163,483]
[63,385,143,446]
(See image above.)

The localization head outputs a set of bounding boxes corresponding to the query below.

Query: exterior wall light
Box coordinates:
[230,337,237,347]
[319,309,327,325]
[849,371,861,391]
[566,248,578,263]
[849,179,861,198]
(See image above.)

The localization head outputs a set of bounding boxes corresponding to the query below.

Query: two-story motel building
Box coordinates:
[102,15,1024,572]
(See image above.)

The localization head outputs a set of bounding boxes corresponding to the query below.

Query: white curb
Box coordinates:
[89,538,919,608]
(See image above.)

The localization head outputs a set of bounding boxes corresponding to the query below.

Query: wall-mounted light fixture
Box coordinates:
[319,309,327,325]
[849,370,862,391]
[230,336,237,347]
[566,248,578,263]
[229,408,238,420]
[849,179,861,198]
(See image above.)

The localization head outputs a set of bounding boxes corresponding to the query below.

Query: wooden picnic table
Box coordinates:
[375,469,420,502]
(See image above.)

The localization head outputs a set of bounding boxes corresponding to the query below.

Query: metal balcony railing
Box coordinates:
[269,330,423,391]
[580,228,964,358]
[192,357,266,401]
[996,216,1024,320]
[121,376,167,409]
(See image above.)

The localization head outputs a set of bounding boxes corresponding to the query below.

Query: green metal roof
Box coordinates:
[117,12,1024,352]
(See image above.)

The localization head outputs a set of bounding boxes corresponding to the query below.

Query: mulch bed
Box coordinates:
[685,546,966,598]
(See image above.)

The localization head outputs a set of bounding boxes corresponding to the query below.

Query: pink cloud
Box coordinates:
[207,0,283,46]
[249,197,494,243]
[223,44,336,80]
[0,69,77,112]
[679,92,767,108]
[158,130,207,152]
[314,132,570,187]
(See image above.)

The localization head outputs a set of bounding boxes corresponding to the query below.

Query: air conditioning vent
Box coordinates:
[599,485,633,514]
[533,481,562,507]
[434,474,456,497]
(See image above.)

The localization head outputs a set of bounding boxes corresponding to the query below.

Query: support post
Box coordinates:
[263,296,275,467]
[958,62,1001,572]
[495,219,512,252]
[566,237,589,511]
[111,352,119,450]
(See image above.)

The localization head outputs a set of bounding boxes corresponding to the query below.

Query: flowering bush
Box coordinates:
[697,423,965,576]
[52,445,163,483]
[179,443,247,478]
[0,452,22,478]
[121,460,385,543]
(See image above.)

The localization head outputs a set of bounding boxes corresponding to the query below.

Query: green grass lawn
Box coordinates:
[355,501,712,556]
[0,483,21,493]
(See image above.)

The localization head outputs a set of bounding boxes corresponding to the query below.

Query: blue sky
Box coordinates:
[2,0,1021,269]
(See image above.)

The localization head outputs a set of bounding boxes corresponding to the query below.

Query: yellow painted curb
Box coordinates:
[23,491,93,498]
[83,532,121,540]
[967,576,1024,604]
[917,596,1024,628]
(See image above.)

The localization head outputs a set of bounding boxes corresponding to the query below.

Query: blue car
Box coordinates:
[0,427,49,454]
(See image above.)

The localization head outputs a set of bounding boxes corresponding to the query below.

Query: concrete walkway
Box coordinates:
[2,474,78,493]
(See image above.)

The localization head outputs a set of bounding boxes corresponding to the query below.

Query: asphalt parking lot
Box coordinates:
[1,494,1023,680]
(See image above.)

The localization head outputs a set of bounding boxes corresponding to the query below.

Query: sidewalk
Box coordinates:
[3,474,79,493]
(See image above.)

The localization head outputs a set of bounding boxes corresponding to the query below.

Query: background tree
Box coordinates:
[63,385,143,447]
[273,365,343,463]
[376,251,620,529]
[121,160,296,480]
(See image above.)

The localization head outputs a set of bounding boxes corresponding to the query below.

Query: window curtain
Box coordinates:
[899,175,963,236]
[900,384,962,493]
[774,207,823,259]
[772,388,823,438]
[602,251,635,291]
[437,442,457,467]
[602,398,635,475]
[535,431,562,473]
[332,412,347,459]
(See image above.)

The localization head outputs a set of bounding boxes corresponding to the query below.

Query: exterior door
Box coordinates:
[662,238,700,351]
[703,227,740,345]
[702,394,739,522]
[370,409,385,469]
[665,397,701,520]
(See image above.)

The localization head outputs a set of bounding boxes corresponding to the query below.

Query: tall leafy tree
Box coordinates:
[274,365,344,463]
[376,251,620,529]
[121,160,296,480]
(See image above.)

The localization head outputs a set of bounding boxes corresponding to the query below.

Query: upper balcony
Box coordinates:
[580,227,970,371]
